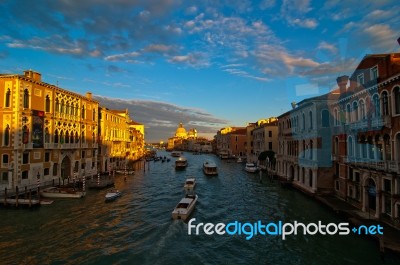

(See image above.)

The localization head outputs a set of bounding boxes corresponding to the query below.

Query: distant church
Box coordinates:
[167,123,197,150]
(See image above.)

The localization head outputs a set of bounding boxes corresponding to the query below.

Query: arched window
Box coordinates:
[45,128,50,143]
[309,169,313,187]
[309,111,313,129]
[322,109,329,127]
[360,135,367,159]
[352,101,358,121]
[346,104,351,123]
[302,140,306,158]
[60,100,64,114]
[54,129,59,144]
[45,95,50,112]
[65,103,70,115]
[23,89,29,108]
[382,91,389,116]
[368,136,374,160]
[22,125,29,144]
[302,113,305,130]
[82,105,85,119]
[394,86,400,115]
[348,136,354,157]
[359,99,366,120]
[75,132,79,143]
[4,125,10,146]
[65,131,70,144]
[81,131,85,143]
[372,94,380,118]
[5,88,11,107]
[55,99,59,112]
[70,104,74,115]
[71,131,74,143]
[384,134,391,160]
[309,140,313,160]
[60,131,64,144]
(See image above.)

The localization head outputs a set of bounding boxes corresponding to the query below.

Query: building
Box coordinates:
[0,70,98,190]
[0,70,145,192]
[248,117,278,164]
[276,92,338,194]
[215,127,246,158]
[330,53,400,220]
[167,123,198,151]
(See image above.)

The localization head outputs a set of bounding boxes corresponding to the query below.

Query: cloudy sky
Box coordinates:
[0,0,399,142]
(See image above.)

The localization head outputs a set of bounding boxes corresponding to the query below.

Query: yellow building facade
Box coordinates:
[0,70,145,191]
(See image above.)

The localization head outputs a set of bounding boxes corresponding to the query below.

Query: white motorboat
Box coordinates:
[245,163,259,173]
[184,177,196,191]
[40,186,86,198]
[172,194,198,221]
[175,156,188,169]
[105,189,121,202]
[116,169,135,175]
[219,151,229,159]
[203,161,218,176]
[171,151,182,157]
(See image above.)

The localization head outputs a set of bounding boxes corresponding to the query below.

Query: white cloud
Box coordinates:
[317,41,337,53]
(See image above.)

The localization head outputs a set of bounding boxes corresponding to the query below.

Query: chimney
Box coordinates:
[23,70,41,82]
[336,75,349,94]
[86,92,92,100]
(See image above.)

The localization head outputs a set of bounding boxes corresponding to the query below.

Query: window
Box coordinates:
[352,101,358,121]
[269,131,272,137]
[93,109,96,121]
[382,91,389,116]
[348,137,354,157]
[22,170,28,179]
[53,163,58,176]
[302,113,305,130]
[45,128,50,143]
[2,154,9,164]
[60,100,64,113]
[1,172,8,184]
[54,129,59,144]
[394,87,400,115]
[23,153,29,164]
[82,105,85,119]
[371,66,378,81]
[360,100,366,120]
[357,73,364,85]
[268,142,272,150]
[45,95,50,112]
[44,168,50,176]
[309,140,313,160]
[82,151,85,158]
[321,109,330,127]
[23,89,29,108]
[55,99,59,112]
[22,125,29,144]
[45,152,50,162]
[346,104,351,123]
[5,88,11,107]
[309,111,313,129]
[4,125,10,146]
[372,94,380,118]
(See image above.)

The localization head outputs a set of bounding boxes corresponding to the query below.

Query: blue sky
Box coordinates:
[0,0,399,142]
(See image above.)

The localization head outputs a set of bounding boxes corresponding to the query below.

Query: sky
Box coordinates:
[0,0,399,142]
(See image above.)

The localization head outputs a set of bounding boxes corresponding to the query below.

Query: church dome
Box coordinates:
[175,123,187,138]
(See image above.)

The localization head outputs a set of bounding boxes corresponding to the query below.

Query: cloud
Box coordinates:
[289,18,318,29]
[317,41,337,53]
[168,52,210,67]
[93,95,229,141]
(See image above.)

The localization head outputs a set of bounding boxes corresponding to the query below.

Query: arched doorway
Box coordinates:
[61,156,71,179]
[367,178,376,211]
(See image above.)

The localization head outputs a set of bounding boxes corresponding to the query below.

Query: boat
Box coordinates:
[40,186,86,198]
[203,161,218,176]
[245,163,259,173]
[175,156,188,169]
[172,194,198,221]
[237,157,243,163]
[171,151,182,157]
[105,189,121,202]
[184,177,196,191]
[115,170,135,175]
[219,151,229,159]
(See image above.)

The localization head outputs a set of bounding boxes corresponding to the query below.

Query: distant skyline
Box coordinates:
[0,0,399,142]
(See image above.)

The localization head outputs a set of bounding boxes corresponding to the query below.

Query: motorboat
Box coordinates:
[172,194,198,221]
[175,156,188,169]
[184,177,196,191]
[115,169,135,175]
[219,151,229,159]
[245,163,259,173]
[40,186,86,198]
[237,157,243,163]
[105,189,121,202]
[203,161,218,176]
[171,151,182,157]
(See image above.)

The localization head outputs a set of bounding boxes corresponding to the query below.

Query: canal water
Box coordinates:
[0,151,399,265]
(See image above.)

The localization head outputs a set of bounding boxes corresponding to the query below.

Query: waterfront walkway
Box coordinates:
[316,195,400,254]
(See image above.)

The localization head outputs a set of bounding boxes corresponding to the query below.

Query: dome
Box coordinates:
[175,123,187,138]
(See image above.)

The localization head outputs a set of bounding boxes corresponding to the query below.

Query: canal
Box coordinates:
[0,151,399,265]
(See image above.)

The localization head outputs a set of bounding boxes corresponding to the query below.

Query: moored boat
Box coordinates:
[115,170,135,175]
[203,161,218,176]
[175,156,188,169]
[245,163,259,173]
[40,186,86,198]
[171,151,182,157]
[172,194,198,221]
